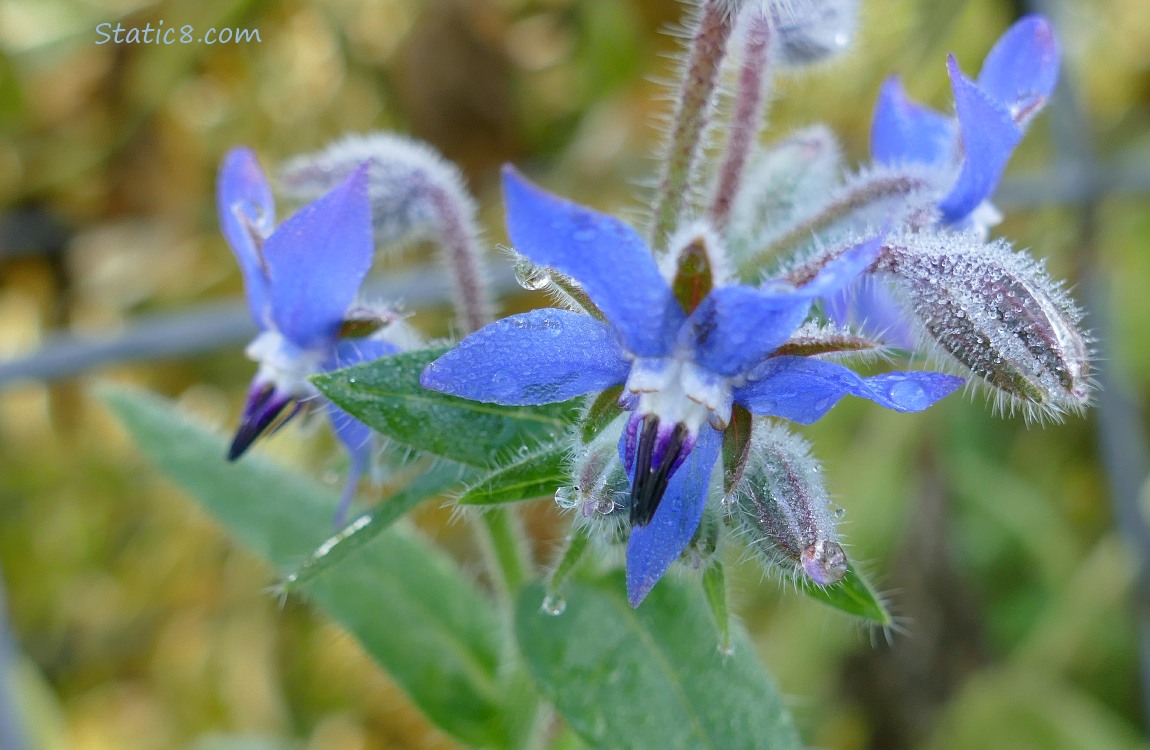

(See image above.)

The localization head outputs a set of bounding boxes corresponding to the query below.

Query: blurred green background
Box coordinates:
[0,0,1148,748]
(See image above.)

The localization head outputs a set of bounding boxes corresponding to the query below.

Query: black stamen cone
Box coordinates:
[227,386,291,461]
[630,419,688,527]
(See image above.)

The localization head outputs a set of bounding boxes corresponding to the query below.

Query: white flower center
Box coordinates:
[624,356,733,431]
[245,330,327,398]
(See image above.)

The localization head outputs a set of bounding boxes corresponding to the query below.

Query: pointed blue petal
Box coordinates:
[977,16,1059,126]
[793,234,884,298]
[502,166,683,356]
[683,285,810,377]
[824,275,916,350]
[328,403,371,528]
[938,56,1023,225]
[218,148,276,327]
[735,356,963,423]
[870,77,957,166]
[626,424,721,607]
[420,309,630,405]
[327,337,397,526]
[265,165,374,348]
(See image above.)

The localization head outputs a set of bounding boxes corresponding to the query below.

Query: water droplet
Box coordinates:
[554,486,578,509]
[540,594,567,616]
[833,506,846,519]
[889,379,927,409]
[513,258,551,290]
[517,445,530,457]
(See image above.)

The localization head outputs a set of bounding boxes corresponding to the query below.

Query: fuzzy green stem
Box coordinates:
[649,0,739,253]
[475,507,532,602]
[709,12,773,233]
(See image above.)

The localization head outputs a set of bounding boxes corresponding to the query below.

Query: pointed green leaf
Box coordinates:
[280,461,468,593]
[515,575,802,750]
[458,444,568,506]
[796,563,892,625]
[101,387,511,748]
[311,348,580,467]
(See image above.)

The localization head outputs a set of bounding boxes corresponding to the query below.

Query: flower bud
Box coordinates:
[877,232,1091,420]
[769,0,858,67]
[727,125,843,261]
[729,420,847,585]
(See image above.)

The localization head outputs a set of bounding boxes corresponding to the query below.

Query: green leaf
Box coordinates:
[311,348,580,467]
[796,563,892,625]
[458,444,568,506]
[515,575,802,750]
[280,461,468,593]
[101,387,511,748]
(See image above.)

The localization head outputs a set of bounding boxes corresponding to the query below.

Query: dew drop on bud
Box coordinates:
[554,486,578,510]
[514,258,551,290]
[540,594,567,616]
[729,421,849,586]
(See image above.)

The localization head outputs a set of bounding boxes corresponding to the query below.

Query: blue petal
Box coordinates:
[265,165,375,348]
[792,234,884,298]
[870,77,957,166]
[938,56,1022,225]
[502,166,683,356]
[327,337,397,526]
[626,424,721,607]
[977,16,1059,126]
[328,402,372,528]
[682,285,810,377]
[735,356,964,423]
[420,309,630,405]
[218,148,276,327]
[824,275,916,350]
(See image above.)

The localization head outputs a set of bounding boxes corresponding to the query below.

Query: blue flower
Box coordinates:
[872,15,1060,231]
[218,147,393,523]
[831,16,1059,346]
[421,167,963,606]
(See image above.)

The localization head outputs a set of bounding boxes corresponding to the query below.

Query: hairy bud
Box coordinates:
[730,420,847,585]
[726,125,842,262]
[878,232,1091,420]
[279,132,492,332]
[769,0,858,66]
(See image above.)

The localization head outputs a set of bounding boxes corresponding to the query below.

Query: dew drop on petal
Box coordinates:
[540,594,567,616]
[889,379,928,409]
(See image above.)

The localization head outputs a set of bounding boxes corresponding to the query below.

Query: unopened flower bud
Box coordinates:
[730,420,847,585]
[769,0,858,66]
[279,132,492,332]
[877,232,1091,419]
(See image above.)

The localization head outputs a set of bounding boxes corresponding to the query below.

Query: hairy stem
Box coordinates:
[649,0,739,253]
[475,507,532,602]
[710,12,773,233]
[428,186,494,334]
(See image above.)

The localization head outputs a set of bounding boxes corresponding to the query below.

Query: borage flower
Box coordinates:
[829,16,1060,348]
[219,147,395,524]
[871,15,1060,233]
[421,167,963,606]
